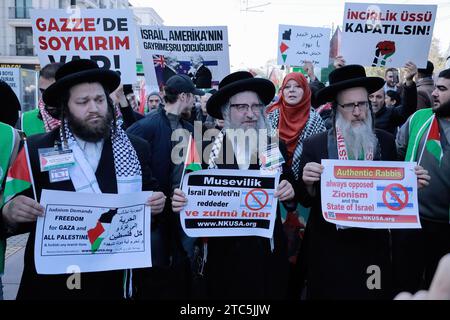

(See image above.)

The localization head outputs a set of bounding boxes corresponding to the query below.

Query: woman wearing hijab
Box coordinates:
[266,72,326,296]
[266,72,326,180]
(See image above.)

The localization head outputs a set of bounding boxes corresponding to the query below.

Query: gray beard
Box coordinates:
[335,112,378,159]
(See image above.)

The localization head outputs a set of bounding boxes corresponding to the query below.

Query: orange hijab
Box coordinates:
[266,72,311,158]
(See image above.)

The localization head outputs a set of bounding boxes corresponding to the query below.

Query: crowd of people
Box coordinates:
[0,54,449,300]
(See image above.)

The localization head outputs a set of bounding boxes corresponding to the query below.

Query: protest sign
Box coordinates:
[138,25,230,91]
[321,160,420,229]
[0,68,21,98]
[180,169,280,238]
[30,8,137,83]
[35,190,152,274]
[341,2,437,68]
[278,25,331,68]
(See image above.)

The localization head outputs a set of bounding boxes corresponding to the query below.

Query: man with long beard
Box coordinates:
[295,65,429,300]
[0,59,166,299]
[172,71,295,299]
[395,68,450,294]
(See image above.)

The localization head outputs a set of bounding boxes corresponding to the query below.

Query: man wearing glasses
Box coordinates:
[172,71,295,299]
[296,65,430,299]
[21,62,63,136]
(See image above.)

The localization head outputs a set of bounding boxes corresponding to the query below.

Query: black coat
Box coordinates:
[374,83,417,135]
[295,129,397,300]
[198,136,292,299]
[13,129,157,300]
[192,65,212,89]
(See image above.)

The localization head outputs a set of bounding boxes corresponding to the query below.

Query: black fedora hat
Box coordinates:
[316,65,384,105]
[206,71,275,119]
[43,59,120,109]
[0,80,20,127]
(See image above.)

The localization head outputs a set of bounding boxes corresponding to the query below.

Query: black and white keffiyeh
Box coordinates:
[208,129,225,169]
[268,108,326,180]
[60,120,142,194]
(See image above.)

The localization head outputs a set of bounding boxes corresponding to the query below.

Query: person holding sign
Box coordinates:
[172,71,296,299]
[266,71,326,290]
[295,65,429,299]
[0,59,166,300]
[395,68,450,294]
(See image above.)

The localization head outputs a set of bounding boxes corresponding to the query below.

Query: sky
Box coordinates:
[129,0,450,69]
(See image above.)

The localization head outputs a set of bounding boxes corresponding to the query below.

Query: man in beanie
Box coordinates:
[295,65,430,299]
[172,71,295,299]
[0,59,166,299]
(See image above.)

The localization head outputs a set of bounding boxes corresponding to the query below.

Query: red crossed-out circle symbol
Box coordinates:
[382,183,409,211]
[244,188,269,211]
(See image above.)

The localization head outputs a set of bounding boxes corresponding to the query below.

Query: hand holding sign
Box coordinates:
[273,180,295,202]
[403,61,418,85]
[334,55,346,69]
[302,162,324,197]
[172,188,187,213]
[302,162,324,185]
[414,165,430,188]
[146,191,166,215]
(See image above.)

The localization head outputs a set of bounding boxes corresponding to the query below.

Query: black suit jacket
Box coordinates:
[14,128,157,300]
[196,136,292,299]
[295,129,397,300]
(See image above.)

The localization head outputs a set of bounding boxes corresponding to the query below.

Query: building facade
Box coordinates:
[0,0,163,69]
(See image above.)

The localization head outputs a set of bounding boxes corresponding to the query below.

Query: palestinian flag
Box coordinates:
[87,208,117,253]
[3,147,32,203]
[426,116,443,165]
[185,136,202,172]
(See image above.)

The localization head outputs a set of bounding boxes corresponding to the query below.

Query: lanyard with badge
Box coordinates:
[260,142,285,174]
[38,141,75,183]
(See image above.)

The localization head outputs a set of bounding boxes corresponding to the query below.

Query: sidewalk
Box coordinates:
[2,233,28,300]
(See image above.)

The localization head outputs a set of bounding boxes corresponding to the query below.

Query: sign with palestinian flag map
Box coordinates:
[35,190,152,274]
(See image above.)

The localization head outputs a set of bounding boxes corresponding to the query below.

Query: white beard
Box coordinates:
[335,111,378,159]
[222,107,272,167]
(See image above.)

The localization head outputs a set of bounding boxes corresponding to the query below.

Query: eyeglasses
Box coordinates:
[230,103,265,113]
[337,101,369,112]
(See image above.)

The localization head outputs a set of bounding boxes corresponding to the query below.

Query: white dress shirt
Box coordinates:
[75,135,104,173]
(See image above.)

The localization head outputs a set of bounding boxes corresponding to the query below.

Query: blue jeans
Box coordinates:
[0,276,3,300]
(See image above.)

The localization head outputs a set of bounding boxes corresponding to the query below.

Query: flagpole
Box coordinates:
[23,138,37,200]
[417,115,434,166]
[179,134,192,188]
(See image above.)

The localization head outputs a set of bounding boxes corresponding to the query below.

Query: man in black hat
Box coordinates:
[295,65,430,299]
[0,59,166,299]
[127,73,204,299]
[171,71,295,299]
